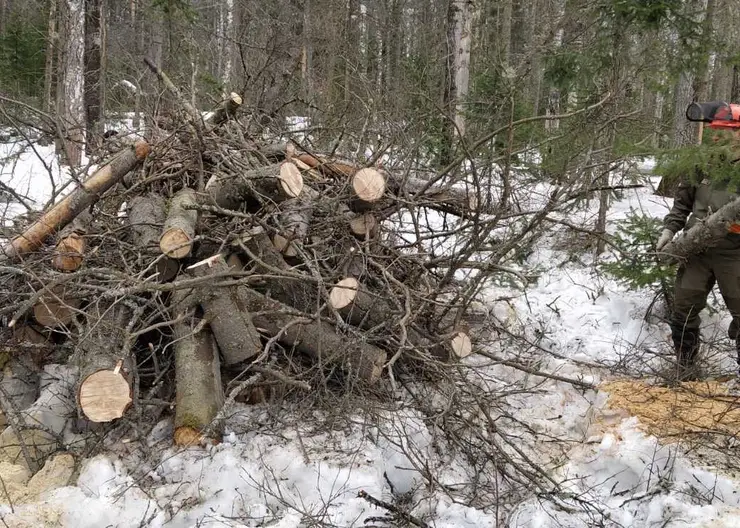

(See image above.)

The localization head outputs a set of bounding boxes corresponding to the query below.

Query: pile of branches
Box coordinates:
[0,65,492,458]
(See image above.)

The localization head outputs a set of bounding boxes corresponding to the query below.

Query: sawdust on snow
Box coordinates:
[600,379,740,442]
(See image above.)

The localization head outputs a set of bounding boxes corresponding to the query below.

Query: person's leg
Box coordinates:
[670,254,715,379]
[711,249,740,371]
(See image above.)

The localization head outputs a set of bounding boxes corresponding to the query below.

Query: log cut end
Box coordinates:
[329,277,360,310]
[52,233,85,271]
[279,161,304,198]
[78,369,133,422]
[352,168,385,203]
[160,228,193,259]
[349,213,379,238]
[450,331,472,359]
[33,288,80,328]
[134,139,151,160]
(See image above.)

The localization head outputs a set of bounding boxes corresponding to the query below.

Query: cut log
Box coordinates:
[128,194,179,281]
[243,288,387,383]
[350,168,385,210]
[75,303,133,423]
[294,153,357,178]
[273,233,299,257]
[349,212,379,239]
[205,162,303,209]
[449,331,473,358]
[160,187,198,259]
[1,140,150,261]
[327,276,449,358]
[661,195,740,261]
[170,288,224,446]
[32,285,81,328]
[206,92,243,127]
[187,254,263,366]
[51,210,93,271]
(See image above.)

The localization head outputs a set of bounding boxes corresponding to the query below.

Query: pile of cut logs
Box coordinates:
[0,82,481,449]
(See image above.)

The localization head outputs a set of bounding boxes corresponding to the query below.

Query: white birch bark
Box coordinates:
[60,0,85,167]
[451,0,474,137]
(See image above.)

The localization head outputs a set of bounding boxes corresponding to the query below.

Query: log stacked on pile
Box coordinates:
[0,75,478,450]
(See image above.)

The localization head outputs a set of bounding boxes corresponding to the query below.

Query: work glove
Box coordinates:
[656,228,674,251]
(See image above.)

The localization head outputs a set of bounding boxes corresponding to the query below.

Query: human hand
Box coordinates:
[656,228,674,251]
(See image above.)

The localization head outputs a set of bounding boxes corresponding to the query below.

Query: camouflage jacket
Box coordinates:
[664,177,740,248]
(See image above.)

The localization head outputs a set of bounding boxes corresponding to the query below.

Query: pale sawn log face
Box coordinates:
[160,187,198,259]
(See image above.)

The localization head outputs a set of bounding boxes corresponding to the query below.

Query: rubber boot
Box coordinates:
[671,326,700,382]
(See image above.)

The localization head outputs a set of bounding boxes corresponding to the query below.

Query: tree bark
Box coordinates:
[75,303,133,422]
[328,277,455,359]
[661,196,740,261]
[452,0,474,136]
[243,288,386,383]
[51,209,93,271]
[170,288,224,446]
[205,162,303,209]
[127,194,179,281]
[58,0,85,167]
[187,255,263,367]
[84,0,103,152]
[160,187,198,259]
[1,140,150,261]
[44,0,59,114]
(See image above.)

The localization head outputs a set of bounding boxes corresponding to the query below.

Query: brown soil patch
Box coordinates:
[600,379,740,442]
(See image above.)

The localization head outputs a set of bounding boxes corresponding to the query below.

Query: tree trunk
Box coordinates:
[160,188,198,259]
[75,303,133,423]
[1,140,150,261]
[84,0,103,152]
[732,65,740,103]
[170,288,224,446]
[44,0,59,114]
[188,255,263,367]
[58,0,86,167]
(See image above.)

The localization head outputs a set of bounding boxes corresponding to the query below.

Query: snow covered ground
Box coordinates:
[4,134,740,527]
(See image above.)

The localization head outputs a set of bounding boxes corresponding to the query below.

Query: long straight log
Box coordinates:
[205,161,303,209]
[188,255,263,366]
[170,288,224,446]
[243,288,386,383]
[661,195,740,261]
[1,140,150,261]
[75,303,134,423]
[160,188,198,259]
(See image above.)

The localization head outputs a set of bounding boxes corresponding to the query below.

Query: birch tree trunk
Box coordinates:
[451,0,474,137]
[58,0,85,167]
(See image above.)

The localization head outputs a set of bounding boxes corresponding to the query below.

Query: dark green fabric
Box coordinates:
[663,179,740,249]
[671,247,740,341]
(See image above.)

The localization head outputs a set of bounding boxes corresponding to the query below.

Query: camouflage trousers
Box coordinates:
[670,247,740,363]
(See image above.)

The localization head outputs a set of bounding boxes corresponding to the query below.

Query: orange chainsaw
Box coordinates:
[686,101,740,129]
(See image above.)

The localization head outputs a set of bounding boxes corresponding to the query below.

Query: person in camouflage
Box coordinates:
[657,150,740,380]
